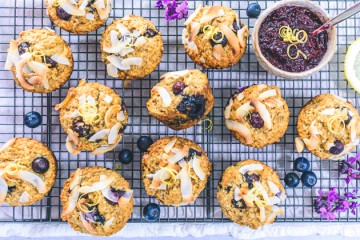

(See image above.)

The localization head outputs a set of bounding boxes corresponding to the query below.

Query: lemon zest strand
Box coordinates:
[198,117,213,131]
[327,115,345,135]
[279,26,308,60]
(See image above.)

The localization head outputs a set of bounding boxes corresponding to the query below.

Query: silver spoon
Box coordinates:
[313,1,360,35]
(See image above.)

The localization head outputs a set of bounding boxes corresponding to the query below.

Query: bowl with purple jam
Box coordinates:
[252,0,337,79]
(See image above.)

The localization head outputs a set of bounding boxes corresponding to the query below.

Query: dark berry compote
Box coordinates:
[259,6,328,72]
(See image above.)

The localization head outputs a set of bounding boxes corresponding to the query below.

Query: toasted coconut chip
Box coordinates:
[122,57,142,66]
[180,163,195,204]
[333,95,347,102]
[321,108,335,115]
[309,120,321,136]
[225,120,253,144]
[250,98,272,129]
[0,176,8,205]
[58,0,86,16]
[69,169,82,191]
[80,213,97,235]
[295,137,305,153]
[266,206,284,224]
[78,176,113,194]
[108,122,122,145]
[150,169,166,188]
[146,173,155,179]
[152,86,172,107]
[27,76,43,85]
[15,58,34,90]
[107,55,130,71]
[103,217,115,233]
[237,92,244,101]
[160,70,189,80]
[213,44,224,60]
[200,6,222,24]
[330,139,360,160]
[66,136,81,155]
[218,24,240,55]
[55,88,76,110]
[235,102,254,120]
[67,129,79,145]
[324,142,335,151]
[79,0,89,10]
[182,29,198,53]
[268,181,280,195]
[107,63,118,78]
[19,191,30,203]
[349,119,357,142]
[0,138,16,153]
[224,98,233,120]
[133,36,146,48]
[61,186,80,219]
[5,40,20,70]
[93,0,110,20]
[237,26,249,49]
[117,111,126,121]
[168,145,189,164]
[91,136,122,155]
[14,170,47,193]
[258,89,277,100]
[117,23,130,36]
[303,135,320,151]
[189,22,201,42]
[192,156,205,180]
[110,30,120,46]
[103,94,113,104]
[184,4,202,25]
[119,47,134,57]
[234,186,241,201]
[50,54,70,66]
[103,41,126,54]
[42,78,50,90]
[264,98,284,108]
[253,182,270,202]
[150,183,166,190]
[259,206,266,222]
[86,95,95,105]
[239,163,263,174]
[101,186,118,203]
[118,189,133,207]
[268,196,281,205]
[79,94,86,105]
[164,139,177,153]
[105,105,121,128]
[217,8,225,17]
[88,129,110,142]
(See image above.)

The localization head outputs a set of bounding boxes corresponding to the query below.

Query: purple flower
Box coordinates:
[338,154,360,184]
[155,0,189,21]
[155,0,164,8]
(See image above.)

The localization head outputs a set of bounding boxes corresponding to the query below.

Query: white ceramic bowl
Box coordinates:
[252,0,337,79]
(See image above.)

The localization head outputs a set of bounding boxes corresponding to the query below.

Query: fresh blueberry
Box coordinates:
[137,136,154,152]
[231,199,247,209]
[32,157,50,174]
[232,20,241,31]
[72,120,90,137]
[177,95,206,120]
[7,185,16,194]
[24,111,42,128]
[329,140,344,155]
[244,173,260,189]
[172,81,185,95]
[143,203,160,221]
[284,172,300,188]
[301,171,317,188]
[294,157,310,172]
[18,42,30,55]
[56,6,71,21]
[210,32,228,47]
[44,56,57,68]
[118,149,133,164]
[250,112,264,128]
[246,3,261,18]
[144,28,158,38]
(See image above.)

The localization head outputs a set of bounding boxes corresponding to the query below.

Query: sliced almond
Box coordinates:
[225,120,253,144]
[189,22,201,42]
[213,44,224,60]
[200,6,222,24]
[218,24,240,55]
[250,98,272,129]
[258,89,277,100]
[295,137,305,153]
[55,88,76,110]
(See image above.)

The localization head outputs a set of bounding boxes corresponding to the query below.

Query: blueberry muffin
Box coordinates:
[5,28,73,93]
[61,166,133,236]
[182,4,249,69]
[146,69,214,131]
[46,0,112,34]
[217,159,286,229]
[100,15,164,80]
[142,136,211,206]
[55,79,128,155]
[224,84,289,148]
[0,138,57,206]
[296,94,360,160]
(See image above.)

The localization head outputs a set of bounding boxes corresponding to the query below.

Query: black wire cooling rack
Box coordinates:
[0,0,359,224]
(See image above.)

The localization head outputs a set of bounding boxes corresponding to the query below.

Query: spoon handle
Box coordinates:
[313,1,360,35]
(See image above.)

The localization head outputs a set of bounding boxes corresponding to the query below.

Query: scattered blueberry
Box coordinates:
[210,32,228,47]
[232,20,241,31]
[244,173,260,189]
[284,172,300,188]
[24,111,42,128]
[137,136,153,152]
[231,199,247,209]
[84,205,105,224]
[329,140,344,155]
[32,157,50,174]
[237,86,249,93]
[177,94,206,120]
[144,28,158,38]
[18,42,30,55]
[172,81,185,95]
[143,203,160,221]
[7,185,16,194]
[72,120,90,137]
[118,149,133,164]
[56,6,71,21]
[301,171,317,188]
[250,112,264,128]
[294,157,310,172]
[246,3,261,18]
[44,56,57,68]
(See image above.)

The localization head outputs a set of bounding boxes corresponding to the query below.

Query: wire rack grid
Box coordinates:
[0,0,359,224]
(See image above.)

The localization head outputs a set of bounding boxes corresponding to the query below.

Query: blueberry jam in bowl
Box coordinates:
[251,0,336,79]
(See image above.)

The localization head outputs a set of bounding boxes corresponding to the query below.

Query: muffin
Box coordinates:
[61,166,133,236]
[224,84,290,148]
[147,69,214,130]
[182,4,249,69]
[0,138,57,206]
[296,94,360,160]
[4,28,73,93]
[217,159,286,229]
[55,79,128,155]
[100,15,164,80]
[142,136,212,206]
[46,0,112,34]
